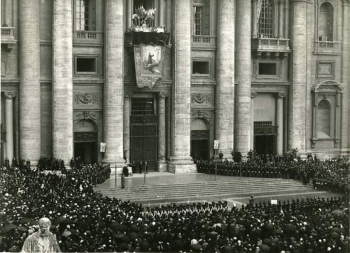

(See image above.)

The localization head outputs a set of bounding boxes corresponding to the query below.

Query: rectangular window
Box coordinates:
[75,0,96,31]
[258,0,273,37]
[193,6,203,35]
[75,57,97,74]
[258,63,277,75]
[193,61,210,75]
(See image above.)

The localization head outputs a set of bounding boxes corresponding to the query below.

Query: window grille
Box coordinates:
[258,0,273,38]
[131,98,155,115]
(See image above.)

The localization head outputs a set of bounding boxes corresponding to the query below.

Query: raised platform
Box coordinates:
[94,172,335,205]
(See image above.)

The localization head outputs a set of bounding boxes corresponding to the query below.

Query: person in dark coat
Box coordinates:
[139,161,143,174]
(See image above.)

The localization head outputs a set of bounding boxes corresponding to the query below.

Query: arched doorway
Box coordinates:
[74,120,98,164]
[191,119,209,160]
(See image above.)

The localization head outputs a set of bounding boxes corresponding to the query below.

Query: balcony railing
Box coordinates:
[73,31,103,45]
[1,27,16,51]
[252,38,290,52]
[192,35,216,47]
[314,41,341,55]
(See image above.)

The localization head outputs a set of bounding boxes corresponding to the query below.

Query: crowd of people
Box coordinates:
[196,152,350,195]
[0,153,349,252]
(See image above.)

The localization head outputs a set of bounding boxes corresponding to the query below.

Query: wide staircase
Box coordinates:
[95,177,317,203]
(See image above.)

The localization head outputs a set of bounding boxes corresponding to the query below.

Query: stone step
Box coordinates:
[95,178,313,201]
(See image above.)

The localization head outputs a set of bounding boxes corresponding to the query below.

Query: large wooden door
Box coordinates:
[130,115,158,171]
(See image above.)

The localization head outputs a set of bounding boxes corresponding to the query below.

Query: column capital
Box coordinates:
[124,92,133,99]
[251,92,258,99]
[277,92,285,99]
[4,91,16,99]
[159,92,169,99]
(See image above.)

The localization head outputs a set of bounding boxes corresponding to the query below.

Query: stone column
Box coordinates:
[103,0,125,167]
[251,92,258,151]
[5,92,14,162]
[278,0,284,38]
[158,92,168,171]
[52,0,73,164]
[342,0,350,149]
[169,0,196,173]
[285,0,290,38]
[288,0,307,152]
[276,93,284,154]
[216,0,235,159]
[252,0,257,37]
[166,0,171,32]
[235,0,252,156]
[19,0,41,164]
[123,93,131,164]
[126,0,133,30]
[3,0,11,26]
[159,0,166,27]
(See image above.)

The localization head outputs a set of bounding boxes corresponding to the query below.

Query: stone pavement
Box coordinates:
[95,172,338,208]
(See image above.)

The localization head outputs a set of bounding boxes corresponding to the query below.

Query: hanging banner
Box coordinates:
[134,45,164,89]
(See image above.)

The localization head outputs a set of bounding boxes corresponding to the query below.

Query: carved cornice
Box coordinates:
[312,80,344,93]
[4,91,16,99]
[191,93,211,104]
[74,93,100,105]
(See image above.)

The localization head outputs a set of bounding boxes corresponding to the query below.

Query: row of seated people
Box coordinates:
[0,158,348,252]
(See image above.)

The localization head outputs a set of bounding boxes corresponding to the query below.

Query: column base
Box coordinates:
[158,161,168,172]
[168,163,197,173]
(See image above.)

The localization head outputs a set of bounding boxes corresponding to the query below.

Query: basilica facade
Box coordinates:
[0,0,349,172]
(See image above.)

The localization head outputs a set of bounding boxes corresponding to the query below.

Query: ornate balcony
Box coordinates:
[1,27,16,52]
[73,31,103,46]
[191,35,216,48]
[252,37,290,58]
[314,41,341,55]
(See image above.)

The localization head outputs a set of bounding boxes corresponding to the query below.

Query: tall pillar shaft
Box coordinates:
[235,0,252,155]
[276,93,284,155]
[289,0,307,151]
[19,0,41,163]
[5,93,14,161]
[126,0,133,30]
[278,1,284,37]
[216,0,235,159]
[52,0,73,163]
[158,92,167,162]
[159,0,166,27]
[166,0,171,32]
[104,0,125,165]
[342,0,350,149]
[169,0,195,173]
[123,94,131,164]
[252,0,257,37]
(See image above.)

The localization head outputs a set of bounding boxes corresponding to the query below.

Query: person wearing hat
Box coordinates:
[20,217,61,253]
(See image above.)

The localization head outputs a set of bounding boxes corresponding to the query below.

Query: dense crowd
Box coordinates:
[0,156,349,252]
[196,152,350,195]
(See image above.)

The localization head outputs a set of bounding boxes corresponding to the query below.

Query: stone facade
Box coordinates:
[0,0,349,170]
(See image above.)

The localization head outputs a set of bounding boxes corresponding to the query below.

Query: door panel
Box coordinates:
[130,115,158,171]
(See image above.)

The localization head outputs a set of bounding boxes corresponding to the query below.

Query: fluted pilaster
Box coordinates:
[5,92,14,162]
